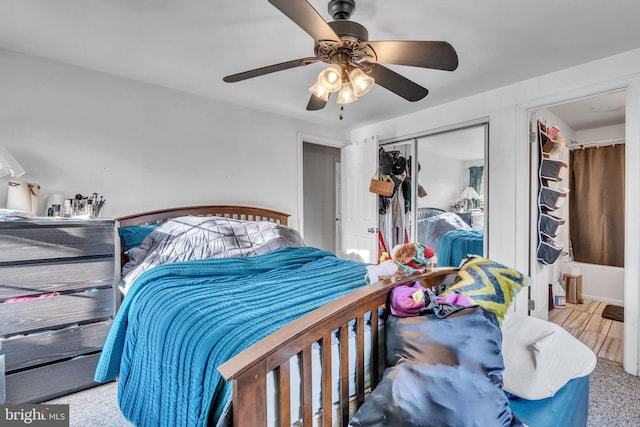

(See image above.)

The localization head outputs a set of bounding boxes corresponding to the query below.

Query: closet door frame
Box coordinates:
[379,119,489,256]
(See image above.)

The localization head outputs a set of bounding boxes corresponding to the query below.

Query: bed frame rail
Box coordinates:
[218,269,457,427]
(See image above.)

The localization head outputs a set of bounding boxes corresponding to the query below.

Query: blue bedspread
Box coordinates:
[94,246,368,427]
[437,228,484,267]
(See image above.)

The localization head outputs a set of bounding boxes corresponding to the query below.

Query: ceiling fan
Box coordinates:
[223,0,458,113]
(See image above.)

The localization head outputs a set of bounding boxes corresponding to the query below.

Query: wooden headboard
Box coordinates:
[116,205,289,227]
[116,205,290,267]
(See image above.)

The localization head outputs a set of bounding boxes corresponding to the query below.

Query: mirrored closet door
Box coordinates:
[378,124,488,267]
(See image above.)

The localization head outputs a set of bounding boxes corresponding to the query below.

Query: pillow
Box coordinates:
[501,312,596,400]
[350,306,523,427]
[441,255,529,324]
[118,223,162,252]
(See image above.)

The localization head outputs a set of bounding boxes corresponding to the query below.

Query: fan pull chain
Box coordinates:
[339,104,344,120]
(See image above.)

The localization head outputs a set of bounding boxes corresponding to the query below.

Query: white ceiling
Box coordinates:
[546,91,627,131]
[0,0,637,131]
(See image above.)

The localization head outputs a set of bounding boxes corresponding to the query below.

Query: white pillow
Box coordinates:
[501,312,596,400]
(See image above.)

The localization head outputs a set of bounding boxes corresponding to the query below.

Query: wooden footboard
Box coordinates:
[218,269,457,427]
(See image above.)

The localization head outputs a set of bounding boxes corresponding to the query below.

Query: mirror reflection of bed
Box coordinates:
[413,125,487,267]
[417,208,483,267]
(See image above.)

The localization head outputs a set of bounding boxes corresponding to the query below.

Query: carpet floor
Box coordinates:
[45,358,640,426]
[45,380,132,427]
[587,359,640,426]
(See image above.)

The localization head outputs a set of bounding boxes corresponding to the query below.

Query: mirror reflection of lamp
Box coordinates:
[457,186,481,212]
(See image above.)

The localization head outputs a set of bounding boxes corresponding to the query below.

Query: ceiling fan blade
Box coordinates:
[269,0,341,42]
[306,94,328,111]
[369,65,429,102]
[367,41,458,71]
[223,57,318,82]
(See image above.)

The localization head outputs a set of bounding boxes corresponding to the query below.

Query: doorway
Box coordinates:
[302,139,341,253]
[527,89,631,370]
[529,91,626,309]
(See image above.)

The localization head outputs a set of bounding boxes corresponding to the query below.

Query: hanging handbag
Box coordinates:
[369,169,394,197]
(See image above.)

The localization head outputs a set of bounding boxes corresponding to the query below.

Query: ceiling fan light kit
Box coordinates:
[348,67,375,97]
[223,0,459,117]
[336,81,357,104]
[309,63,373,105]
[309,81,331,101]
[317,63,343,92]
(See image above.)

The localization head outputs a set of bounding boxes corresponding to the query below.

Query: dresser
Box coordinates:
[0,219,116,403]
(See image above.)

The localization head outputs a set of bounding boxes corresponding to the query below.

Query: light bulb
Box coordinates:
[348,68,375,97]
[336,81,357,104]
[317,64,343,93]
[308,81,330,101]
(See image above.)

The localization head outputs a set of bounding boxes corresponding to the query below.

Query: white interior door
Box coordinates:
[527,111,549,319]
[339,136,378,263]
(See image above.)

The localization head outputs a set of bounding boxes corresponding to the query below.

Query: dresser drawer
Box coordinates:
[0,219,116,403]
[4,353,103,403]
[0,257,115,299]
[1,320,113,372]
[0,289,114,337]
[0,223,114,263]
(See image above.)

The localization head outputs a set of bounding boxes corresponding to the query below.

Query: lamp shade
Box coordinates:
[348,68,375,97]
[308,81,331,101]
[458,186,480,200]
[336,81,357,104]
[0,145,25,178]
[317,64,342,93]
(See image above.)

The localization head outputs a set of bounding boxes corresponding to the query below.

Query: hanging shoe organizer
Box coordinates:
[536,122,568,265]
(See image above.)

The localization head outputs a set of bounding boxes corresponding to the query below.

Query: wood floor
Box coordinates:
[548,299,624,365]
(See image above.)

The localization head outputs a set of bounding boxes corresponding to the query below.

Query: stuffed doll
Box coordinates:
[391,242,435,273]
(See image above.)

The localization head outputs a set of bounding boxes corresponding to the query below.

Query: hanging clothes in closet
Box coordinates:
[378,147,412,256]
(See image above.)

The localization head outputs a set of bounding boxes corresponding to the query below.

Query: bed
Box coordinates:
[436,228,484,267]
[94,205,594,427]
[416,208,483,266]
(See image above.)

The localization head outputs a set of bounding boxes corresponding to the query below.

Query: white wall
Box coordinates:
[417,150,465,210]
[0,49,348,223]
